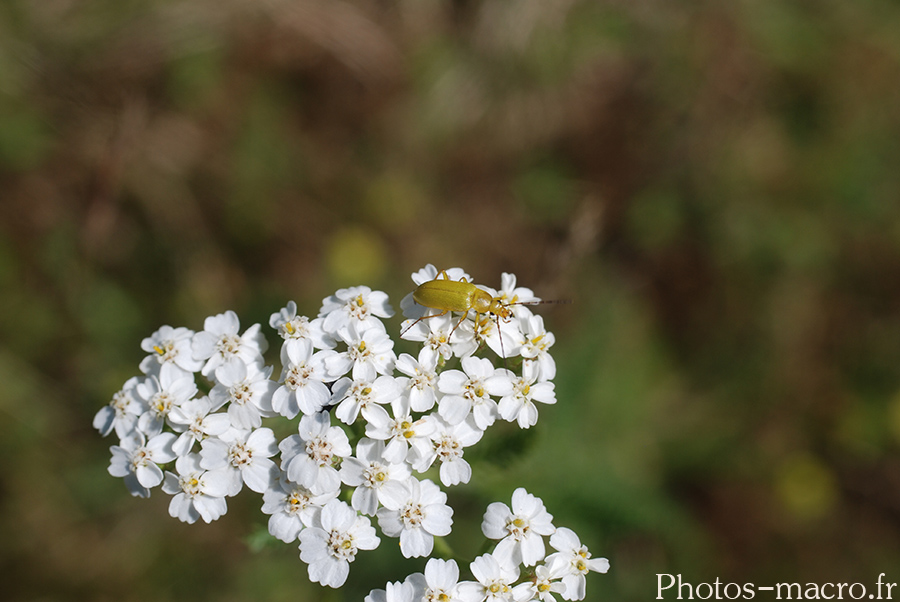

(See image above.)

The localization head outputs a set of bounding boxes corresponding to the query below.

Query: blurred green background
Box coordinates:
[3,0,900,600]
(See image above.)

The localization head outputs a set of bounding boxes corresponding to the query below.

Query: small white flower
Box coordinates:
[497,272,539,317]
[519,315,556,381]
[330,375,399,426]
[437,356,513,428]
[94,376,144,439]
[365,575,427,602]
[414,415,483,486]
[517,563,568,602]
[545,527,609,601]
[269,301,335,349]
[140,325,203,377]
[261,475,338,543]
[166,396,231,456]
[191,310,268,379]
[418,558,472,602]
[365,396,435,465]
[319,285,394,336]
[327,321,396,381]
[135,371,198,437]
[280,411,351,494]
[108,432,177,497]
[445,318,481,359]
[210,361,277,429]
[340,438,411,516]
[199,427,279,495]
[482,487,556,567]
[161,453,230,524]
[272,339,335,418]
[394,350,439,412]
[498,361,556,429]
[399,312,455,361]
[468,553,525,602]
[299,499,380,588]
[376,478,453,558]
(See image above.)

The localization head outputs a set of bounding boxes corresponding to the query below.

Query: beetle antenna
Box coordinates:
[512,299,572,307]
[496,314,507,369]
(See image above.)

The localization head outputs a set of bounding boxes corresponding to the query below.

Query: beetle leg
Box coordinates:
[448,310,470,336]
[400,309,450,337]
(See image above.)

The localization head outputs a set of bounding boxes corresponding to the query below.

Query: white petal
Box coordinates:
[135,462,164,488]
[422,505,452,537]
[286,455,318,488]
[438,395,471,425]
[194,495,228,523]
[400,527,433,558]
[242,459,276,493]
[168,494,199,523]
[520,532,546,566]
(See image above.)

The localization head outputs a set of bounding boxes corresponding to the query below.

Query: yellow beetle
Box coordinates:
[417,271,510,316]
[401,269,566,358]
[400,270,517,342]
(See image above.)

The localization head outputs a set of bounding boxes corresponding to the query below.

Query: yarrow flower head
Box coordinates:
[98,266,608,599]
[497,272,539,316]
[270,300,335,349]
[279,411,351,494]
[399,311,456,362]
[299,499,380,588]
[497,361,556,429]
[376,477,453,558]
[272,339,335,419]
[162,453,230,524]
[94,376,143,439]
[331,374,399,426]
[364,575,427,602]
[199,426,279,495]
[209,361,277,430]
[545,527,610,601]
[166,395,231,456]
[365,395,435,466]
[394,350,439,412]
[327,321,397,382]
[468,553,525,602]
[140,325,203,378]
[520,562,569,602]
[191,310,267,380]
[108,431,177,498]
[135,370,198,437]
[262,476,338,543]
[320,285,395,336]
[340,438,411,516]
[482,488,556,567]
[419,558,470,602]
[519,315,556,381]
[437,356,513,429]
[414,414,483,487]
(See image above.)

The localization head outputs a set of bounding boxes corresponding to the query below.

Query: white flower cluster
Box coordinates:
[94,264,607,600]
